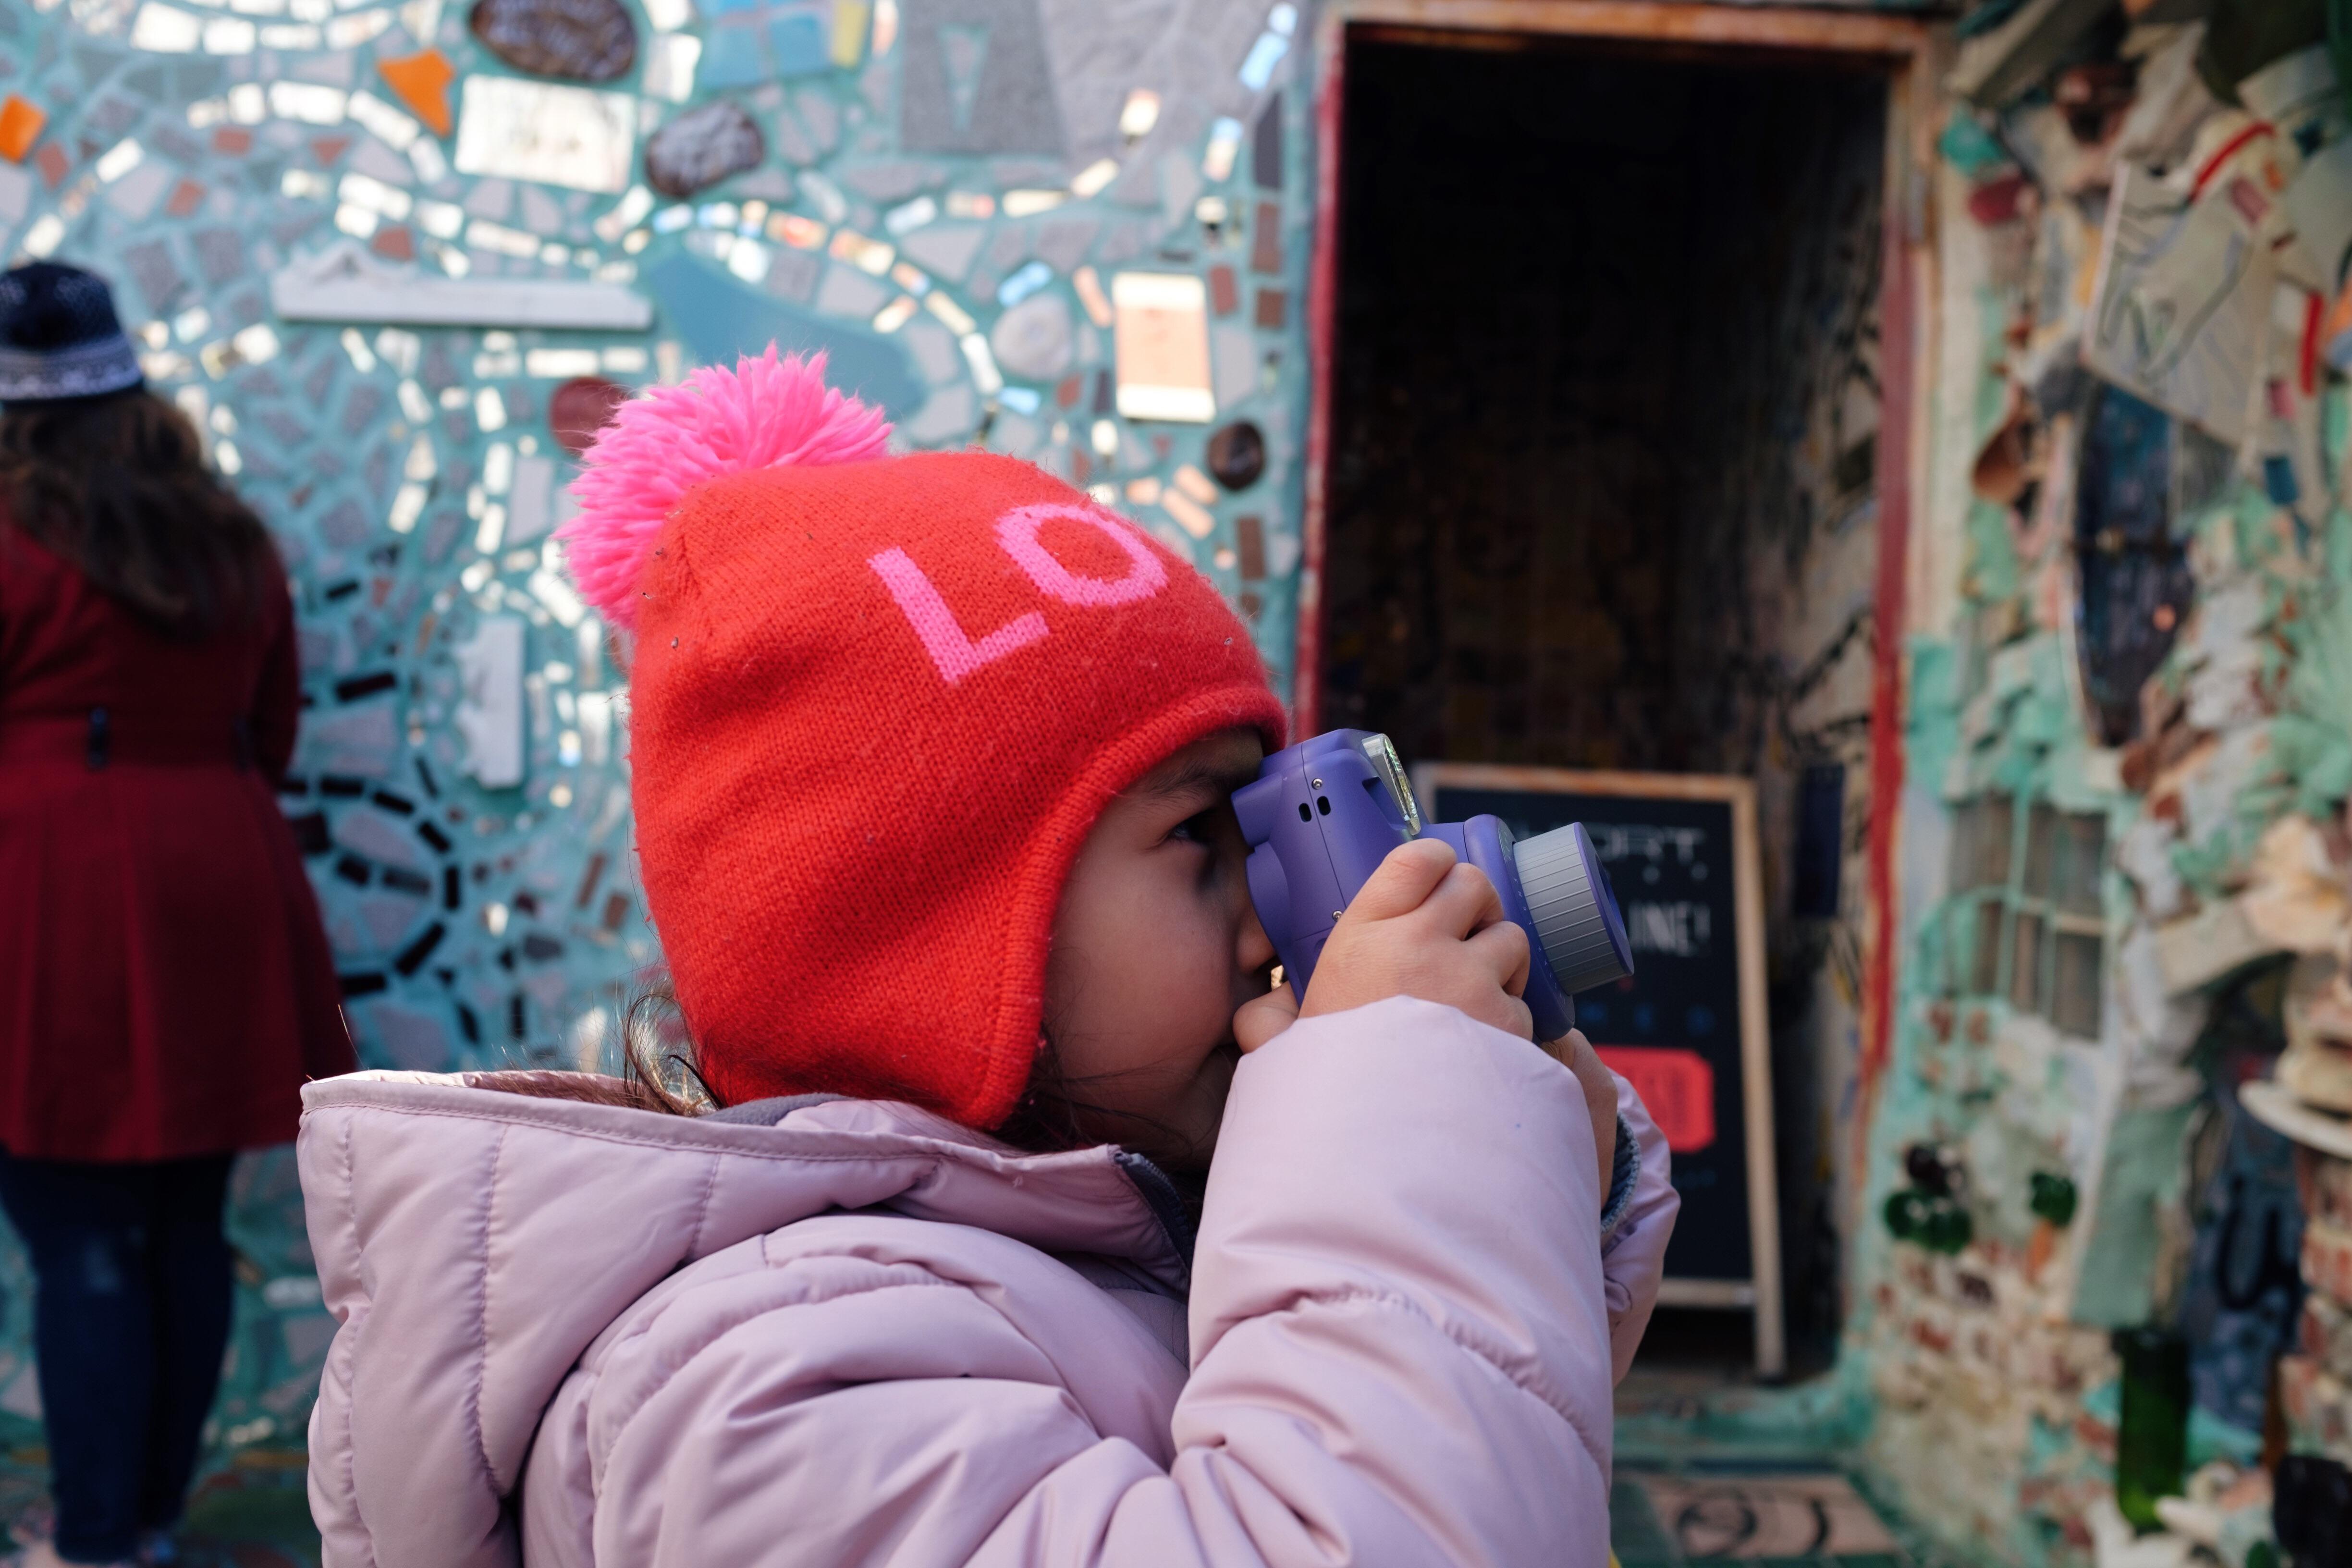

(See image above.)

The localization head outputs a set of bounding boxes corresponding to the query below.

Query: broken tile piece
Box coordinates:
[2239,815,2347,954]
[452,77,637,194]
[191,228,245,286]
[107,163,172,222]
[698,7,832,89]
[454,615,527,788]
[1113,272,1213,424]
[0,96,45,165]
[165,177,205,217]
[1253,287,1286,329]
[34,142,68,188]
[379,49,457,138]
[1162,489,1213,539]
[988,292,1072,381]
[831,0,871,68]
[896,220,984,282]
[644,100,764,199]
[1235,513,1266,579]
[897,0,1062,156]
[1250,201,1282,274]
[1207,420,1265,490]
[2153,897,2277,994]
[1252,92,1283,189]
[1072,264,1112,328]
[121,240,184,314]
[549,376,628,454]
[1209,263,1238,317]
[468,0,637,83]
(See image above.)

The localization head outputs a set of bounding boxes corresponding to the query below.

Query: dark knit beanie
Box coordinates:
[0,261,144,404]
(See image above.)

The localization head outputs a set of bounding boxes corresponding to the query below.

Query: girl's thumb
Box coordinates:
[1234,982,1299,1053]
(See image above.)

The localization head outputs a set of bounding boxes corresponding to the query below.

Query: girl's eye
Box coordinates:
[1169,812,1213,846]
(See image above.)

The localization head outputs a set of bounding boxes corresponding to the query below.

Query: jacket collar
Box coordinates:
[308,1068,1192,1290]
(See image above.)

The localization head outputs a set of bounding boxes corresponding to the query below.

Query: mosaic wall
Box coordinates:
[1613,16,2351,1566]
[1849,14,2352,1561]
[0,0,1315,1459]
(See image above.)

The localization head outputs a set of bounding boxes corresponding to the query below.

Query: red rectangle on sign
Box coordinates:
[1593,1045,1716,1153]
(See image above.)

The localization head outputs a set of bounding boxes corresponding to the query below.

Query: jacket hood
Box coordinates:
[297,1068,1185,1568]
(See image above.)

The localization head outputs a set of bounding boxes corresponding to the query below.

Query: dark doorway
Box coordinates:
[1320,32,1890,1373]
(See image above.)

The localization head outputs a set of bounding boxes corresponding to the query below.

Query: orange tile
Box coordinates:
[0,95,46,164]
[378,49,456,138]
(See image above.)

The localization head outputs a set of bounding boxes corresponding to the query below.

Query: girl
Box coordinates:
[296,350,1677,1568]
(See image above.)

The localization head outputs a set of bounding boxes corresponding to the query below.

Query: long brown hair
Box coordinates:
[0,389,278,639]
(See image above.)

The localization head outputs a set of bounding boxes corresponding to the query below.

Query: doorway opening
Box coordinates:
[1316,27,1894,1377]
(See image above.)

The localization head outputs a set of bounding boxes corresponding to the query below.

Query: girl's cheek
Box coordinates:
[1154,893,1225,1007]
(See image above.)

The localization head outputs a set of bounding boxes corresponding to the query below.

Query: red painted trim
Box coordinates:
[2189,120,2273,204]
[2303,285,2326,399]
[1857,102,1917,1120]
[1293,16,1347,733]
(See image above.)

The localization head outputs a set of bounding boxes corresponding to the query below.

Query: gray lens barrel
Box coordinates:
[1514,824,1631,994]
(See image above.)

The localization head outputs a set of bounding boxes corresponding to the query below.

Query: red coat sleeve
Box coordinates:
[252,571,302,785]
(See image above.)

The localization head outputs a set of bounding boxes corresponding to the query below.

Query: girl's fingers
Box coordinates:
[1414,860,1507,940]
[1465,917,1532,998]
[1345,838,1458,922]
[1556,1029,1619,1198]
[1487,991,1535,1044]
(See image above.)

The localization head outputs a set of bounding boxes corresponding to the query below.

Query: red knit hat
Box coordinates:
[560,349,1286,1127]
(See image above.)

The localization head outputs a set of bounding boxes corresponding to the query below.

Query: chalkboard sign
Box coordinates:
[1410,764,1783,1377]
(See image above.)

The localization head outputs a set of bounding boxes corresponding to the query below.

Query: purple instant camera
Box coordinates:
[1234,730,1633,1042]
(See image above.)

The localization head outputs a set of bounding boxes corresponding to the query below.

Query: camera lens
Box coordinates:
[1513,823,1633,994]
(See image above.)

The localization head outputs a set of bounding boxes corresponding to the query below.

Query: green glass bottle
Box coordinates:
[1922,1198,1974,1254]
[2030,1171,2078,1226]
[2113,1328,2190,1532]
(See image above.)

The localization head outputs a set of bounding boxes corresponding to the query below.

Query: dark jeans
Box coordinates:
[0,1152,234,1564]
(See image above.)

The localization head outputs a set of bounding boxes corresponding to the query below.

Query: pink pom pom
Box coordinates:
[558,346,892,629]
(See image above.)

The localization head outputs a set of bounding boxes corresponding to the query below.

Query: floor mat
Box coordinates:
[9,1443,1907,1568]
[1614,1469,1904,1566]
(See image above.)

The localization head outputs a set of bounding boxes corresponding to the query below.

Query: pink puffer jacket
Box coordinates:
[298,996,1676,1568]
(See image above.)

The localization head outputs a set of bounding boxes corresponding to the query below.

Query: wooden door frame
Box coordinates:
[1294,0,1944,1273]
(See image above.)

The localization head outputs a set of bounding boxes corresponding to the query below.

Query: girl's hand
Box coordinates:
[1544,1029,1619,1203]
[1226,841,1618,1204]
[1234,838,1532,1053]
[1232,974,1299,1053]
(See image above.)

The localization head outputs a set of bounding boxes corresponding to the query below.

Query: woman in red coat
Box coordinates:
[0,262,353,1568]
